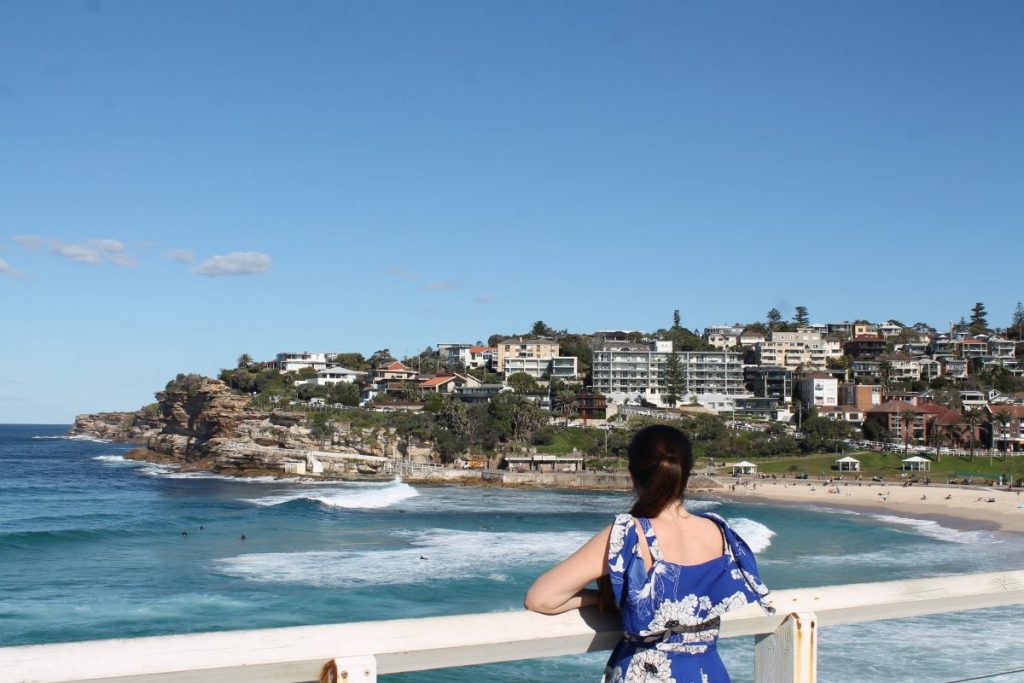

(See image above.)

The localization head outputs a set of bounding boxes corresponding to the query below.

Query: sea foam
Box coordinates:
[246,480,420,509]
[34,434,112,443]
[728,518,775,553]
[212,528,592,588]
[869,514,991,545]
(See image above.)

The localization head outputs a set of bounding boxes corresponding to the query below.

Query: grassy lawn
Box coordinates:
[705,450,1024,482]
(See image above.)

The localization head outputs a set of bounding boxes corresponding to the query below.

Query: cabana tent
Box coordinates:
[835,456,861,472]
[730,461,758,475]
[901,455,932,471]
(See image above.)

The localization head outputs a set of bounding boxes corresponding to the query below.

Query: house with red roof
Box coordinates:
[418,373,482,394]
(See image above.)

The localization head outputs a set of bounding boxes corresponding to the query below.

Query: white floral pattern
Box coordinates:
[604,512,771,682]
[624,649,677,682]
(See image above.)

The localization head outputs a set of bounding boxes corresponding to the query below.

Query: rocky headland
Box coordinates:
[71,376,433,479]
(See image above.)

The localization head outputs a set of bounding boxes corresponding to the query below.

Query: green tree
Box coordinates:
[878,360,894,389]
[993,408,1013,458]
[531,320,555,337]
[968,302,989,335]
[369,349,395,368]
[237,354,254,369]
[672,309,682,331]
[964,407,984,460]
[488,392,545,444]
[663,348,685,407]
[1011,302,1024,340]
[507,372,539,393]
[793,306,810,326]
[554,388,580,425]
[899,408,917,453]
[766,308,783,331]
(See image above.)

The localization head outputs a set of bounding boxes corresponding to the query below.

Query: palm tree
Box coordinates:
[237,353,254,369]
[994,408,1013,460]
[899,408,917,454]
[555,388,580,426]
[964,408,984,461]
[879,360,894,390]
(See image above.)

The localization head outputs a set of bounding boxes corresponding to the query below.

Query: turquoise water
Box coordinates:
[2,424,1024,682]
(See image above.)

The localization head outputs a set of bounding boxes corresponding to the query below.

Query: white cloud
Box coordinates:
[165,248,195,263]
[12,234,46,250]
[424,280,460,291]
[194,251,272,277]
[386,266,419,281]
[51,241,103,264]
[0,257,27,279]
[474,294,494,305]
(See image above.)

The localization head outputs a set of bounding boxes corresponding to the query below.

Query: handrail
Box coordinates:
[2,570,1023,683]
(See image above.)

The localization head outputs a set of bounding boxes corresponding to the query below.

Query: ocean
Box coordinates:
[2,423,1023,682]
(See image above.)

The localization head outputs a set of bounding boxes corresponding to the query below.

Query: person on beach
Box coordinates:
[525,425,772,682]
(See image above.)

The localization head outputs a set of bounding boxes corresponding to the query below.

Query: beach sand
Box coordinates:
[711,477,1024,534]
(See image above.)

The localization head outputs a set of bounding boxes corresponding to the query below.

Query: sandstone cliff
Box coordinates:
[71,376,434,478]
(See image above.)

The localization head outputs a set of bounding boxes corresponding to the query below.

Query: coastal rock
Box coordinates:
[70,411,162,443]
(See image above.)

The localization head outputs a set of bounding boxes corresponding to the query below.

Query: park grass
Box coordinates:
[710,450,1024,481]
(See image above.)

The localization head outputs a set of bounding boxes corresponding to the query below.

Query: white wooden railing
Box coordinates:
[3,570,1024,683]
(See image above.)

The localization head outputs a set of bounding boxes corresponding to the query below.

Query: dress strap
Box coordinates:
[635,517,664,562]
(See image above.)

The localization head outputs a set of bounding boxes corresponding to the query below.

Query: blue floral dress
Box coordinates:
[602,512,772,683]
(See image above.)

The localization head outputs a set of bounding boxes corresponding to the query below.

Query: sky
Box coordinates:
[1,1,1023,423]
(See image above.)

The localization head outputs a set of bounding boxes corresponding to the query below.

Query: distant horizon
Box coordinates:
[3,1,1022,422]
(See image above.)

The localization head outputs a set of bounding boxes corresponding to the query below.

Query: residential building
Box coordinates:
[370,361,418,384]
[991,405,1024,453]
[591,341,745,409]
[733,396,787,420]
[503,355,578,380]
[418,372,481,394]
[575,392,608,420]
[817,405,866,425]
[879,321,905,338]
[704,325,745,349]
[797,373,839,408]
[274,352,330,372]
[851,360,880,380]
[939,357,969,379]
[738,329,767,347]
[757,329,842,371]
[854,323,879,338]
[844,336,886,359]
[918,358,942,381]
[457,384,507,404]
[839,383,882,411]
[299,366,363,386]
[744,365,793,404]
[878,354,922,382]
[958,337,988,359]
[930,336,957,356]
[987,336,1017,360]
[865,401,959,444]
[496,337,560,374]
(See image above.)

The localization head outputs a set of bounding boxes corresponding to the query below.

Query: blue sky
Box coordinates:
[2,1,1022,422]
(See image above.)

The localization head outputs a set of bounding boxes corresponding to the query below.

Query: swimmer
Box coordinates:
[181,531,188,537]
[199,525,204,530]
[240,534,247,541]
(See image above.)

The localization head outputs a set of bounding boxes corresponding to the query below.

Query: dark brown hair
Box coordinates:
[598,424,694,612]
[627,424,694,518]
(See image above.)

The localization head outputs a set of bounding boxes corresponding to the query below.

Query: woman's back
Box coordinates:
[603,512,769,683]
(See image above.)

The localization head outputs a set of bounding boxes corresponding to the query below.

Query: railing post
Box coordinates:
[324,655,377,682]
[754,611,817,683]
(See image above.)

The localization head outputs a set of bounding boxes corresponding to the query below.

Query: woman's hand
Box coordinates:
[524,524,611,614]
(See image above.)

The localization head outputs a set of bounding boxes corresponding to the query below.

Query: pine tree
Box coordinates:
[766,308,783,331]
[1011,302,1024,340]
[793,306,810,326]
[672,309,682,331]
[968,302,989,335]
[663,347,685,408]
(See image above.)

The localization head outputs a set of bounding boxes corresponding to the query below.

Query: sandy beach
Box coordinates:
[711,477,1024,534]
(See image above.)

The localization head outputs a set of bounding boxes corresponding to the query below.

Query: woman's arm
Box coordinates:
[524,524,611,614]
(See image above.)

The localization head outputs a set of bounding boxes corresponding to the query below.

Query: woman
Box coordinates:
[525,424,772,682]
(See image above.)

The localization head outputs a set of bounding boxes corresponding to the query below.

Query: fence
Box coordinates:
[3,570,1023,683]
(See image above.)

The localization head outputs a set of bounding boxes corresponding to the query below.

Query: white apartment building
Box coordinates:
[275,352,330,372]
[757,329,842,371]
[591,341,746,409]
[298,366,363,387]
[504,355,578,381]
[879,354,922,381]
[988,336,1017,360]
[797,373,839,408]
